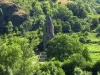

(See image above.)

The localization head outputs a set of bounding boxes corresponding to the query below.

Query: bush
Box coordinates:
[53,61,61,67]
[62,60,75,75]
[0,65,6,75]
[62,22,71,33]
[96,25,100,33]
[40,62,65,75]
[79,37,86,43]
[83,31,89,36]
[92,60,100,75]
[62,54,87,75]
[96,6,100,14]
[82,71,92,75]
[47,33,85,61]
[86,39,92,43]
[82,48,91,61]
[74,67,83,75]
[96,33,100,37]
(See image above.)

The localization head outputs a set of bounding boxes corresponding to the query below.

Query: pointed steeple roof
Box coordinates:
[45,16,53,26]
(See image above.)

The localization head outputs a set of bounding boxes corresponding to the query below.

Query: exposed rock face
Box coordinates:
[0,0,28,33]
[0,1,18,22]
[11,11,28,26]
[0,8,4,25]
[0,7,5,33]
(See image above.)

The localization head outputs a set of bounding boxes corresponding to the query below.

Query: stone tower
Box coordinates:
[43,16,54,50]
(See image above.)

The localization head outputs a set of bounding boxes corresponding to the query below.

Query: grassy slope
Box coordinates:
[57,0,100,62]
[85,33,100,62]
[90,53,100,62]
[86,33,100,41]
[4,0,100,63]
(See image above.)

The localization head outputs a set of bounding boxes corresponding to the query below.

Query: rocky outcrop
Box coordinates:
[11,10,28,26]
[0,8,4,25]
[0,0,28,33]
[0,0,18,22]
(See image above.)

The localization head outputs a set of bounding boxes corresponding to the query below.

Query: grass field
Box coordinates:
[86,33,100,41]
[90,53,100,62]
[86,44,100,52]
[86,44,100,62]
[85,33,100,62]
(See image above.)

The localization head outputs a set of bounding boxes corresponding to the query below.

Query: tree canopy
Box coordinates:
[47,33,85,61]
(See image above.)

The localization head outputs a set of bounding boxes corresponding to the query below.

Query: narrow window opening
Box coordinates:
[46,27,50,33]
[47,36,49,40]
[48,27,50,33]
[46,27,48,32]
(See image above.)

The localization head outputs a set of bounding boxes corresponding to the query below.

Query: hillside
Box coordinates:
[0,0,28,33]
[0,0,100,75]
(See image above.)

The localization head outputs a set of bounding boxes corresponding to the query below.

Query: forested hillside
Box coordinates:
[0,0,100,75]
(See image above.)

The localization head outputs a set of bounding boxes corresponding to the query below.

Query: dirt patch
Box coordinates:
[58,0,68,5]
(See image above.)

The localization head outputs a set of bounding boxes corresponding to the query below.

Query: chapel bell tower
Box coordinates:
[43,16,54,50]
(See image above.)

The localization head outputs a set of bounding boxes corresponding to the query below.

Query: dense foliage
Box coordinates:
[0,0,100,75]
[47,33,85,61]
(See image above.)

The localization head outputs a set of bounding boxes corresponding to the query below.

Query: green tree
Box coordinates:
[96,6,100,14]
[47,33,84,61]
[96,0,100,4]
[53,5,73,21]
[62,54,86,75]
[91,18,99,30]
[67,1,88,18]
[0,39,22,75]
[69,16,82,32]
[82,47,91,61]
[7,21,13,33]
[74,67,83,75]
[35,62,65,75]
[92,60,100,75]
[42,1,52,15]
[54,19,62,34]
[9,37,34,75]
[96,24,100,33]
[62,21,71,33]
[0,36,35,75]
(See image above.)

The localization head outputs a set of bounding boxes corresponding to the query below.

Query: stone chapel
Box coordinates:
[43,16,54,50]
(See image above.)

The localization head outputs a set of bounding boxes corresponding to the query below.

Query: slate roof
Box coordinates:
[45,16,53,26]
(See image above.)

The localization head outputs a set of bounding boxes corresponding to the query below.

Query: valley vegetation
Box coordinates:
[0,0,100,75]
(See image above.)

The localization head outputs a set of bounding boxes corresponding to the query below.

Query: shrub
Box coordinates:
[96,33,100,37]
[82,48,91,61]
[62,54,87,75]
[92,60,100,75]
[47,34,85,61]
[79,37,86,43]
[74,67,83,75]
[40,62,65,75]
[96,25,100,33]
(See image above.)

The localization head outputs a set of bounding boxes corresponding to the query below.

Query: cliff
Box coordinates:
[0,0,28,33]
